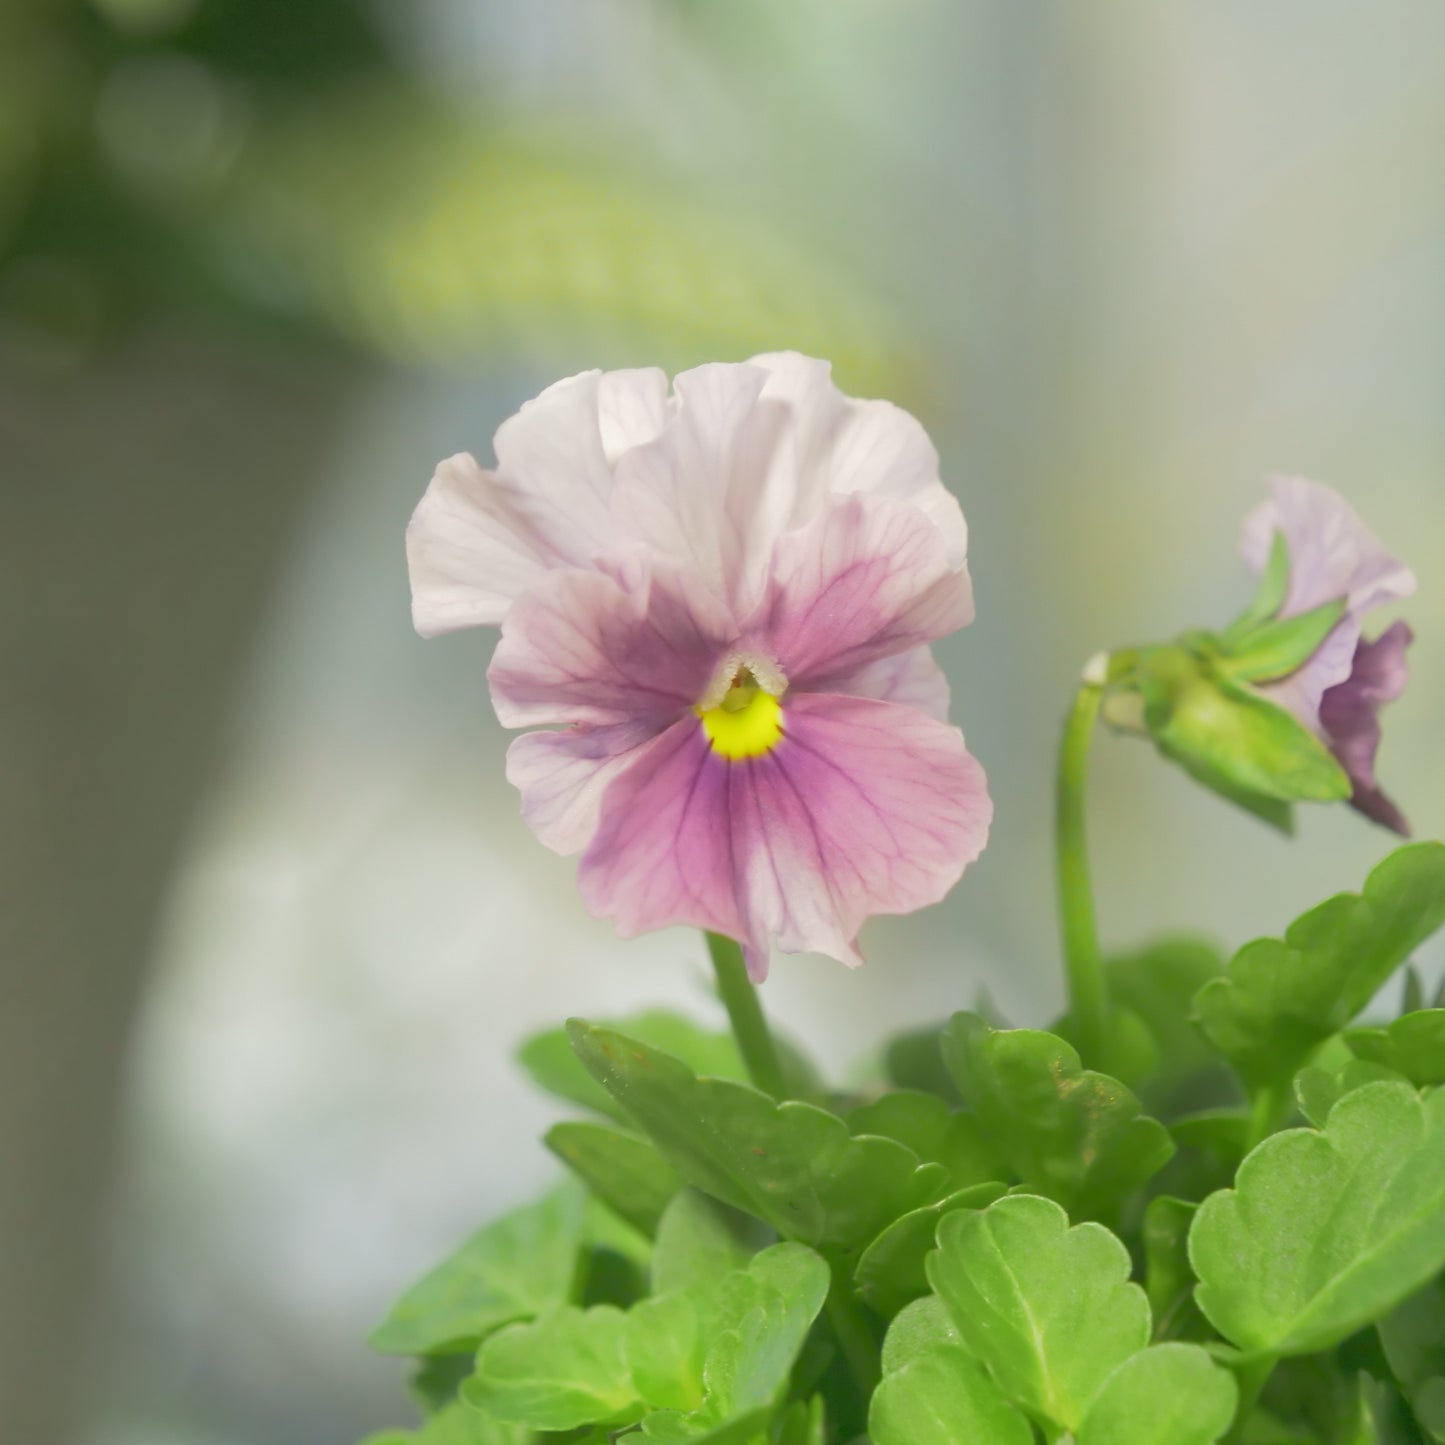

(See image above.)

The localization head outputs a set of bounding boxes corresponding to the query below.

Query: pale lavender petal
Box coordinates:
[1318,621,1413,835]
[1241,475,1416,721]
[578,694,991,977]
[407,369,672,636]
[406,453,560,636]
[806,645,952,722]
[753,492,973,688]
[610,362,773,617]
[577,720,750,945]
[487,562,732,729]
[1241,475,1416,619]
[505,721,659,855]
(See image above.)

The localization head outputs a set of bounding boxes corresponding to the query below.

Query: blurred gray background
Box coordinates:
[2,2,1443,1442]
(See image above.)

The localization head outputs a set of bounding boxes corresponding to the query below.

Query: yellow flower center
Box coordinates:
[696,670,785,760]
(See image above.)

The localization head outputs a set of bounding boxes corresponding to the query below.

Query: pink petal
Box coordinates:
[1318,621,1413,835]
[577,719,750,945]
[753,492,973,688]
[407,369,671,636]
[505,721,659,855]
[487,562,732,730]
[806,645,952,722]
[578,694,991,977]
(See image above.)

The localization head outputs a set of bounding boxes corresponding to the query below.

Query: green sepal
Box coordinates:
[369,1184,587,1356]
[1133,644,1351,806]
[1217,597,1348,685]
[1192,843,1445,1091]
[1221,528,1291,645]
[567,1021,942,1253]
[941,1013,1175,1220]
[545,1121,683,1238]
[1190,1082,1445,1359]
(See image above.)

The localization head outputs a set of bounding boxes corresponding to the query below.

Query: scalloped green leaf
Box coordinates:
[464,1304,640,1431]
[869,1296,1033,1445]
[1193,843,1445,1090]
[1077,1343,1238,1445]
[927,1194,1151,1433]
[361,1403,530,1445]
[650,1189,766,1297]
[1191,1082,1445,1358]
[568,1021,940,1253]
[369,1185,585,1356]
[628,1243,829,1439]
[846,1089,1004,1190]
[546,1121,682,1238]
[520,1010,751,1121]
[1347,1011,1445,1088]
[941,1014,1175,1219]
[1380,1277,1445,1443]
[854,1180,1006,1317]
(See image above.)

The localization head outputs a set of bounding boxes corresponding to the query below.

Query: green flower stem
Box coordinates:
[1057,673,1108,1067]
[1244,1083,1284,1155]
[706,931,787,1099]
[825,1261,881,1401]
[1225,1355,1277,1444]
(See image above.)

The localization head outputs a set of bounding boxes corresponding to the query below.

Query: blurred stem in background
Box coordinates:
[706,931,787,1099]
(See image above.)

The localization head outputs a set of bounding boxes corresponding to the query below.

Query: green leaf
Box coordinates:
[1143,1197,1207,1343]
[1102,938,1227,1092]
[568,1021,940,1253]
[870,1297,1034,1445]
[1294,1055,1406,1129]
[651,1189,766,1297]
[773,1396,826,1445]
[1223,529,1292,643]
[1077,1343,1238,1445]
[465,1303,640,1431]
[546,1121,682,1238]
[1137,644,1350,806]
[630,1244,830,1437]
[854,1180,1006,1317]
[697,1244,831,1418]
[846,1090,1004,1190]
[1347,1012,1445,1088]
[1191,1082,1445,1358]
[360,1402,531,1445]
[409,1353,475,1415]
[1193,844,1445,1090]
[1219,598,1349,685]
[521,1010,753,1120]
[941,1014,1175,1219]
[370,1185,585,1356]
[927,1194,1151,1433]
[1380,1277,1445,1443]
[1170,1109,1251,1163]
[881,1024,961,1104]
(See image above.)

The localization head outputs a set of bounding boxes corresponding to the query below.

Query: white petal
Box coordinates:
[406,453,551,636]
[597,367,672,463]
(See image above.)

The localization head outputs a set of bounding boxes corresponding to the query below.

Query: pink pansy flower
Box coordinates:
[1241,474,1416,833]
[408,354,992,977]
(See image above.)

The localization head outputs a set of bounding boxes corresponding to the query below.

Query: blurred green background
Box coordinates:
[2,2,1443,1442]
